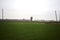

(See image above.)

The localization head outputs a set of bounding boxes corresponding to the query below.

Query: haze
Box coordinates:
[0,0,60,21]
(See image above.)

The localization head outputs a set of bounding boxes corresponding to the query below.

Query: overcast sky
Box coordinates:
[0,0,60,21]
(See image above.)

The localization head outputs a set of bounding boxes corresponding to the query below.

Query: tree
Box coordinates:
[30,16,33,21]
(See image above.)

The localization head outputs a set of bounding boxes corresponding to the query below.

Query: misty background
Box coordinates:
[0,0,60,21]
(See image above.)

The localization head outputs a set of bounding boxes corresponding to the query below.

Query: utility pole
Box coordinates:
[59,16,60,22]
[2,8,3,21]
[55,10,57,21]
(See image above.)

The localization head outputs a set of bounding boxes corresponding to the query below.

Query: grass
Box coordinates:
[0,21,60,40]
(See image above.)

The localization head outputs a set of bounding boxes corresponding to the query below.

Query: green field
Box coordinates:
[0,22,60,40]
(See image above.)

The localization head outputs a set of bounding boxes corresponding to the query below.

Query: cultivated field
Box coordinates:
[0,21,60,40]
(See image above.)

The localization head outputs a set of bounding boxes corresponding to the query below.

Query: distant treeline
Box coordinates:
[0,19,60,23]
